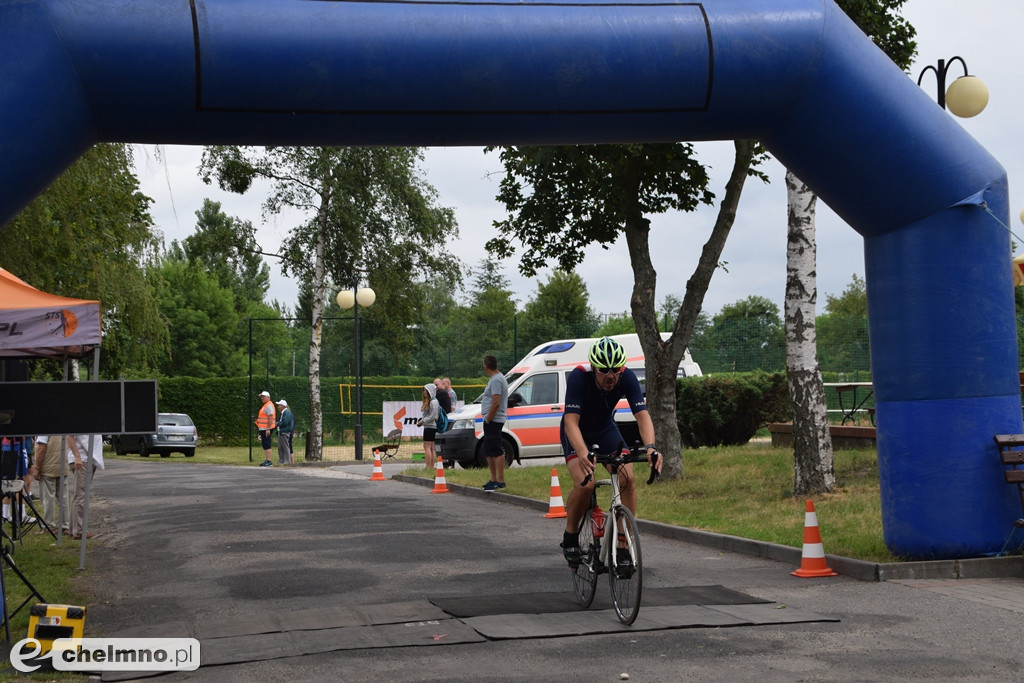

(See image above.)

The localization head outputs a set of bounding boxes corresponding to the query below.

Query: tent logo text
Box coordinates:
[44,310,78,339]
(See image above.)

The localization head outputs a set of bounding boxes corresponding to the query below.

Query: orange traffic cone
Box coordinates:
[370,451,386,481]
[430,458,450,494]
[545,468,567,518]
[791,500,838,578]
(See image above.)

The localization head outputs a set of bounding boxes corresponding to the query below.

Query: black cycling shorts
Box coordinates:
[560,421,626,463]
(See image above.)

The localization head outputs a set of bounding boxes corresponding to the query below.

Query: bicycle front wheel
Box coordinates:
[571,509,599,608]
[608,506,643,625]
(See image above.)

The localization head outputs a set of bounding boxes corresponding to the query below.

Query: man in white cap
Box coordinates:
[275,399,294,465]
[254,391,276,467]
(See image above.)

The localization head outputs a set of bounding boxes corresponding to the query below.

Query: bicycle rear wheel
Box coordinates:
[608,506,643,625]
[571,509,599,608]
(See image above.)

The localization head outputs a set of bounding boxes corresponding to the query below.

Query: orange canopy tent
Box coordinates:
[0,267,101,360]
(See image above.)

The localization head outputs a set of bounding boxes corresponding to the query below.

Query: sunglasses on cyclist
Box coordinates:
[595,366,624,376]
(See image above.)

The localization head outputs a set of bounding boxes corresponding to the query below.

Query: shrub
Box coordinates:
[676,372,792,447]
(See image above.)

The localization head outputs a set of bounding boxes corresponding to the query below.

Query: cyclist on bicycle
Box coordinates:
[560,337,661,567]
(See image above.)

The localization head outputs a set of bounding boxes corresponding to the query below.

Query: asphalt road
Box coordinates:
[76,458,1024,682]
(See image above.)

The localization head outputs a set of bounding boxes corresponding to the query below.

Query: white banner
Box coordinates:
[381,401,464,436]
[382,401,423,436]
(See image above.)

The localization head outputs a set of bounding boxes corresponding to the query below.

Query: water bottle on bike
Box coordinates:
[590,505,606,538]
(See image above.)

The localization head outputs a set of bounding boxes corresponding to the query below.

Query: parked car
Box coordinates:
[111,413,198,458]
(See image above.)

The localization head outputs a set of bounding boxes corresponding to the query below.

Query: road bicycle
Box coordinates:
[570,443,658,625]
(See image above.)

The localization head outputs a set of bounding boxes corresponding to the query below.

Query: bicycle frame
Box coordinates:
[590,474,633,576]
[571,444,648,624]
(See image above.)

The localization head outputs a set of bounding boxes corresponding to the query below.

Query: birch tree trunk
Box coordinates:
[306,217,328,461]
[785,170,834,495]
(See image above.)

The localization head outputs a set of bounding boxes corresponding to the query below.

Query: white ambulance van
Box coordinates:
[435,334,701,469]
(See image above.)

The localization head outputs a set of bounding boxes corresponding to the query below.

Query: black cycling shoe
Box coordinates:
[561,542,582,567]
[615,549,634,578]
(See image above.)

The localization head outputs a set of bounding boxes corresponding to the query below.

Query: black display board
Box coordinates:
[0,380,157,436]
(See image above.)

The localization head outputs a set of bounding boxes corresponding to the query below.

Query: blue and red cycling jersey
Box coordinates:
[560,365,647,458]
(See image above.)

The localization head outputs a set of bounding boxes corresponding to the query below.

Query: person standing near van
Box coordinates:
[432,378,452,415]
[417,384,440,469]
[481,354,509,491]
[442,378,458,412]
[559,337,661,567]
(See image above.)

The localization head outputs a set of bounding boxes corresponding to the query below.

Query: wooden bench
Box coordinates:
[371,429,403,460]
[993,435,1024,553]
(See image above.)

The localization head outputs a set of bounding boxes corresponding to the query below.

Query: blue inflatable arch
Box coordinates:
[2,0,1020,559]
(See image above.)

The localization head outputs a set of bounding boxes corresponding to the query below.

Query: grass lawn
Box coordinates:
[404,444,895,563]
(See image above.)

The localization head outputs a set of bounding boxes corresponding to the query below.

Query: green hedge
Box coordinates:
[676,372,792,448]
[159,371,805,449]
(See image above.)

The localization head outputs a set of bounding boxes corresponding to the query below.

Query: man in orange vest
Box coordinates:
[255,391,276,467]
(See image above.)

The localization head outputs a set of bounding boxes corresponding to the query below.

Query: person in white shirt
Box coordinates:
[67,434,104,539]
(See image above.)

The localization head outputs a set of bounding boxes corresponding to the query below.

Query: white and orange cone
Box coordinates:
[370,450,386,481]
[544,468,567,519]
[430,458,450,494]
[791,500,838,578]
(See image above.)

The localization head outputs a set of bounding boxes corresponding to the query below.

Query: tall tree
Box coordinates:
[488,141,767,479]
[783,0,915,495]
[153,259,244,377]
[711,295,785,373]
[456,259,518,368]
[0,143,167,376]
[200,146,458,460]
[596,312,636,337]
[520,270,598,347]
[177,199,271,305]
[597,294,685,337]
[825,273,868,318]
[816,274,871,373]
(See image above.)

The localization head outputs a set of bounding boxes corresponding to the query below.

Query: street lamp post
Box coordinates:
[336,284,376,461]
[916,56,988,118]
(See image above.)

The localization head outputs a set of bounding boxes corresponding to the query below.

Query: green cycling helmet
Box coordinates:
[588,337,627,370]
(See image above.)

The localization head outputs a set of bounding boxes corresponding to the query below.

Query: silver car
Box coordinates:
[111,413,198,458]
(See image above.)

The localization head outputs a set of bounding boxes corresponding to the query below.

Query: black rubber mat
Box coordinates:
[100,602,483,681]
[109,600,448,640]
[463,603,838,639]
[199,618,485,666]
[429,585,770,618]
[100,589,836,679]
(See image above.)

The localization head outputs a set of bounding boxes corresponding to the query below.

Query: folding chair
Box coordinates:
[372,429,403,460]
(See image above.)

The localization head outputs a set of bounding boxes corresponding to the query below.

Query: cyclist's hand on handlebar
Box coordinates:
[646,448,662,485]
[579,451,597,487]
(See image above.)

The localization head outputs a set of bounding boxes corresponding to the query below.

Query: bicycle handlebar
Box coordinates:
[580,442,661,487]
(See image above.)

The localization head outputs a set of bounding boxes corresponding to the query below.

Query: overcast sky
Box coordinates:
[134,0,1024,319]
